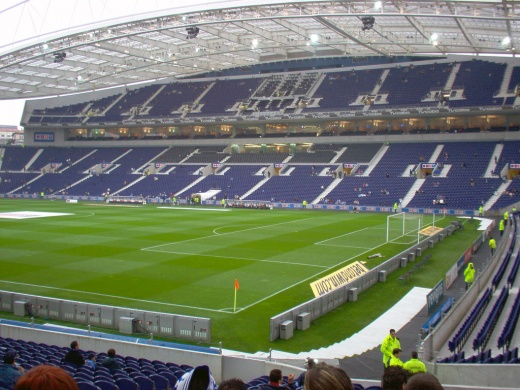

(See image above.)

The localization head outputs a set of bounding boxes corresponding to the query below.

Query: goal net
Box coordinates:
[386,212,423,244]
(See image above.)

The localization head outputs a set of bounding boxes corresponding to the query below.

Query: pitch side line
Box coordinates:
[0,280,228,314]
[143,250,328,268]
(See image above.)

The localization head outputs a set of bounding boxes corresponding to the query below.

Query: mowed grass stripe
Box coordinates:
[0,200,469,352]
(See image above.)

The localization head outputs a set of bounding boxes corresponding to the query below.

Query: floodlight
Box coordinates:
[361,16,375,31]
[186,26,199,39]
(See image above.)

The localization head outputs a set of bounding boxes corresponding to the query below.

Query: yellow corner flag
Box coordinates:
[234,278,240,312]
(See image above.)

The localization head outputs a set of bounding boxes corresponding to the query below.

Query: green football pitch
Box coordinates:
[0,199,477,353]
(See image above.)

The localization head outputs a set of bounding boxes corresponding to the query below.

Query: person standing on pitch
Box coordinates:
[381,329,401,369]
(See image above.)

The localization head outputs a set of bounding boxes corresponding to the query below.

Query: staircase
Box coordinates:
[241,177,270,199]
[312,178,342,204]
[330,147,347,164]
[305,73,326,98]
[484,181,511,210]
[486,144,504,178]
[498,64,514,96]
[362,145,388,176]
[429,144,444,163]
[401,179,425,207]
[24,149,44,171]
[444,63,461,90]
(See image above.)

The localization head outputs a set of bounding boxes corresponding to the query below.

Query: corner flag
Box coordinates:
[234,279,240,312]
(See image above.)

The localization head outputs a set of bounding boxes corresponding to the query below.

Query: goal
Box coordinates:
[386,212,423,244]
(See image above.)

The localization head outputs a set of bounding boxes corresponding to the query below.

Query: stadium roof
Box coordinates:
[0,0,518,100]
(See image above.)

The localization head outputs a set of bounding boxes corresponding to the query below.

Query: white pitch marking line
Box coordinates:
[0,281,226,314]
[236,240,388,313]
[314,227,371,245]
[142,217,316,251]
[144,250,329,268]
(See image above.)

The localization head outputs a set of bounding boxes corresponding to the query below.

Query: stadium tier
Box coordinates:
[23,59,520,129]
[3,140,520,211]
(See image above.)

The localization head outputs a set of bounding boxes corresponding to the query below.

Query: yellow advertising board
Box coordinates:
[310,261,369,298]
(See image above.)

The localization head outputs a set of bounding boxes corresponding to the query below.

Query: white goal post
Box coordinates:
[386,211,446,243]
[386,212,423,243]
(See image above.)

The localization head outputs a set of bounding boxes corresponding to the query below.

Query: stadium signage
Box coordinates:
[343,163,356,168]
[274,163,285,168]
[427,280,444,313]
[421,163,436,169]
[34,132,54,142]
[310,261,369,297]
[510,163,520,169]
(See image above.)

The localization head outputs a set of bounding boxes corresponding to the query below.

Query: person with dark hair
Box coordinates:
[0,351,24,389]
[381,329,401,369]
[296,357,317,387]
[405,373,444,389]
[403,351,426,374]
[101,348,120,372]
[381,366,409,390]
[175,365,217,390]
[304,362,352,390]
[217,378,247,390]
[85,353,96,370]
[388,348,404,368]
[258,369,296,389]
[15,365,79,390]
[63,341,85,367]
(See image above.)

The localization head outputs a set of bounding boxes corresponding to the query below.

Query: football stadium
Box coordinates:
[0,1,520,389]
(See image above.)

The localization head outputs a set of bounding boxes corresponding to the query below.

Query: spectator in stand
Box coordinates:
[63,341,84,367]
[296,357,317,387]
[101,349,120,372]
[403,351,426,374]
[381,329,401,369]
[405,373,444,389]
[218,378,247,390]
[381,366,409,390]
[15,365,79,390]
[85,354,96,370]
[304,362,352,390]
[175,365,217,390]
[258,369,296,390]
[0,351,24,390]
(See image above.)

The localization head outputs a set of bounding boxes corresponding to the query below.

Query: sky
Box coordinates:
[0,100,26,128]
